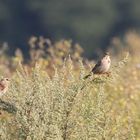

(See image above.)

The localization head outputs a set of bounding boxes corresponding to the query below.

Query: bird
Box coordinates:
[84,52,111,79]
[0,78,10,97]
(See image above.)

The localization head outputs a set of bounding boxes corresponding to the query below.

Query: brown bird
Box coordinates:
[0,78,10,97]
[84,52,111,79]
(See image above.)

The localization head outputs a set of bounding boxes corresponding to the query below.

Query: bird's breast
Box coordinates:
[101,61,111,72]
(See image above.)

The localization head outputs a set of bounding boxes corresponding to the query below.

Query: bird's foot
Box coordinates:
[104,72,111,77]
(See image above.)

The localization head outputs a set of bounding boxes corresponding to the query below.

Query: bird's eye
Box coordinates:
[6,78,9,81]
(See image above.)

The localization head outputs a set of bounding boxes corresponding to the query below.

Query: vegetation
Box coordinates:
[0,32,140,139]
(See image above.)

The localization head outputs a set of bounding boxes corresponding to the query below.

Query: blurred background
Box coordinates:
[0,0,140,58]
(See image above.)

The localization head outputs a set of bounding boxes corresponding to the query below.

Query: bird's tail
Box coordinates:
[83,73,91,79]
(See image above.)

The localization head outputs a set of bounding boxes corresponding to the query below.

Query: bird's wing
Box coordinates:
[92,60,101,72]
[0,83,5,91]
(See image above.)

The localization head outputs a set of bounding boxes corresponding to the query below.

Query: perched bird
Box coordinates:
[84,52,111,79]
[0,78,10,97]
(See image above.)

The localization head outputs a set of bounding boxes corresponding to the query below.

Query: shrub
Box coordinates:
[0,54,135,140]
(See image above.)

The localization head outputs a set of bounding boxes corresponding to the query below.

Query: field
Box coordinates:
[0,32,140,140]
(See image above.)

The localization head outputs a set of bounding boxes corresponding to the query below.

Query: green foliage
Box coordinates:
[1,0,140,57]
